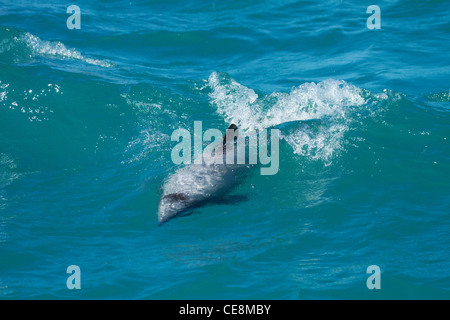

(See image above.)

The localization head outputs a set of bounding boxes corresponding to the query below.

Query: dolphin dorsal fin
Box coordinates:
[222,124,238,146]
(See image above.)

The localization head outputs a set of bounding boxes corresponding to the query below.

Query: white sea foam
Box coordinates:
[18,32,112,67]
[206,72,368,162]
[0,153,20,244]
[122,130,170,164]
[121,93,171,164]
[0,153,20,189]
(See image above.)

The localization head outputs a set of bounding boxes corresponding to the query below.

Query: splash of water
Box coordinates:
[206,72,374,162]
[17,32,113,68]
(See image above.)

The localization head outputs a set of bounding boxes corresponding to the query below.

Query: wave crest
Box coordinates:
[206,72,373,162]
[17,32,112,67]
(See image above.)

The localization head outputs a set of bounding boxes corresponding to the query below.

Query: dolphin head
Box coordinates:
[157,192,191,224]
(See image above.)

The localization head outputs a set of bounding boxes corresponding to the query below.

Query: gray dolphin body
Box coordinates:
[157,124,247,224]
[157,119,318,224]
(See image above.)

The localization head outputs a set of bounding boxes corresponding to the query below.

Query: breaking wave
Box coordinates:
[205,71,387,162]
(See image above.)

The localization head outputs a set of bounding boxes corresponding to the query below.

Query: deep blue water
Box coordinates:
[0,0,449,299]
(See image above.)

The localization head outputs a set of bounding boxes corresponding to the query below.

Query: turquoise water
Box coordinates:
[1,0,449,299]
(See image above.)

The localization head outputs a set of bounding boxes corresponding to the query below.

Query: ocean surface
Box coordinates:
[0,0,449,299]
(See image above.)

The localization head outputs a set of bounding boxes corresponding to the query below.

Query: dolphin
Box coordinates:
[157,124,248,225]
[157,119,322,224]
